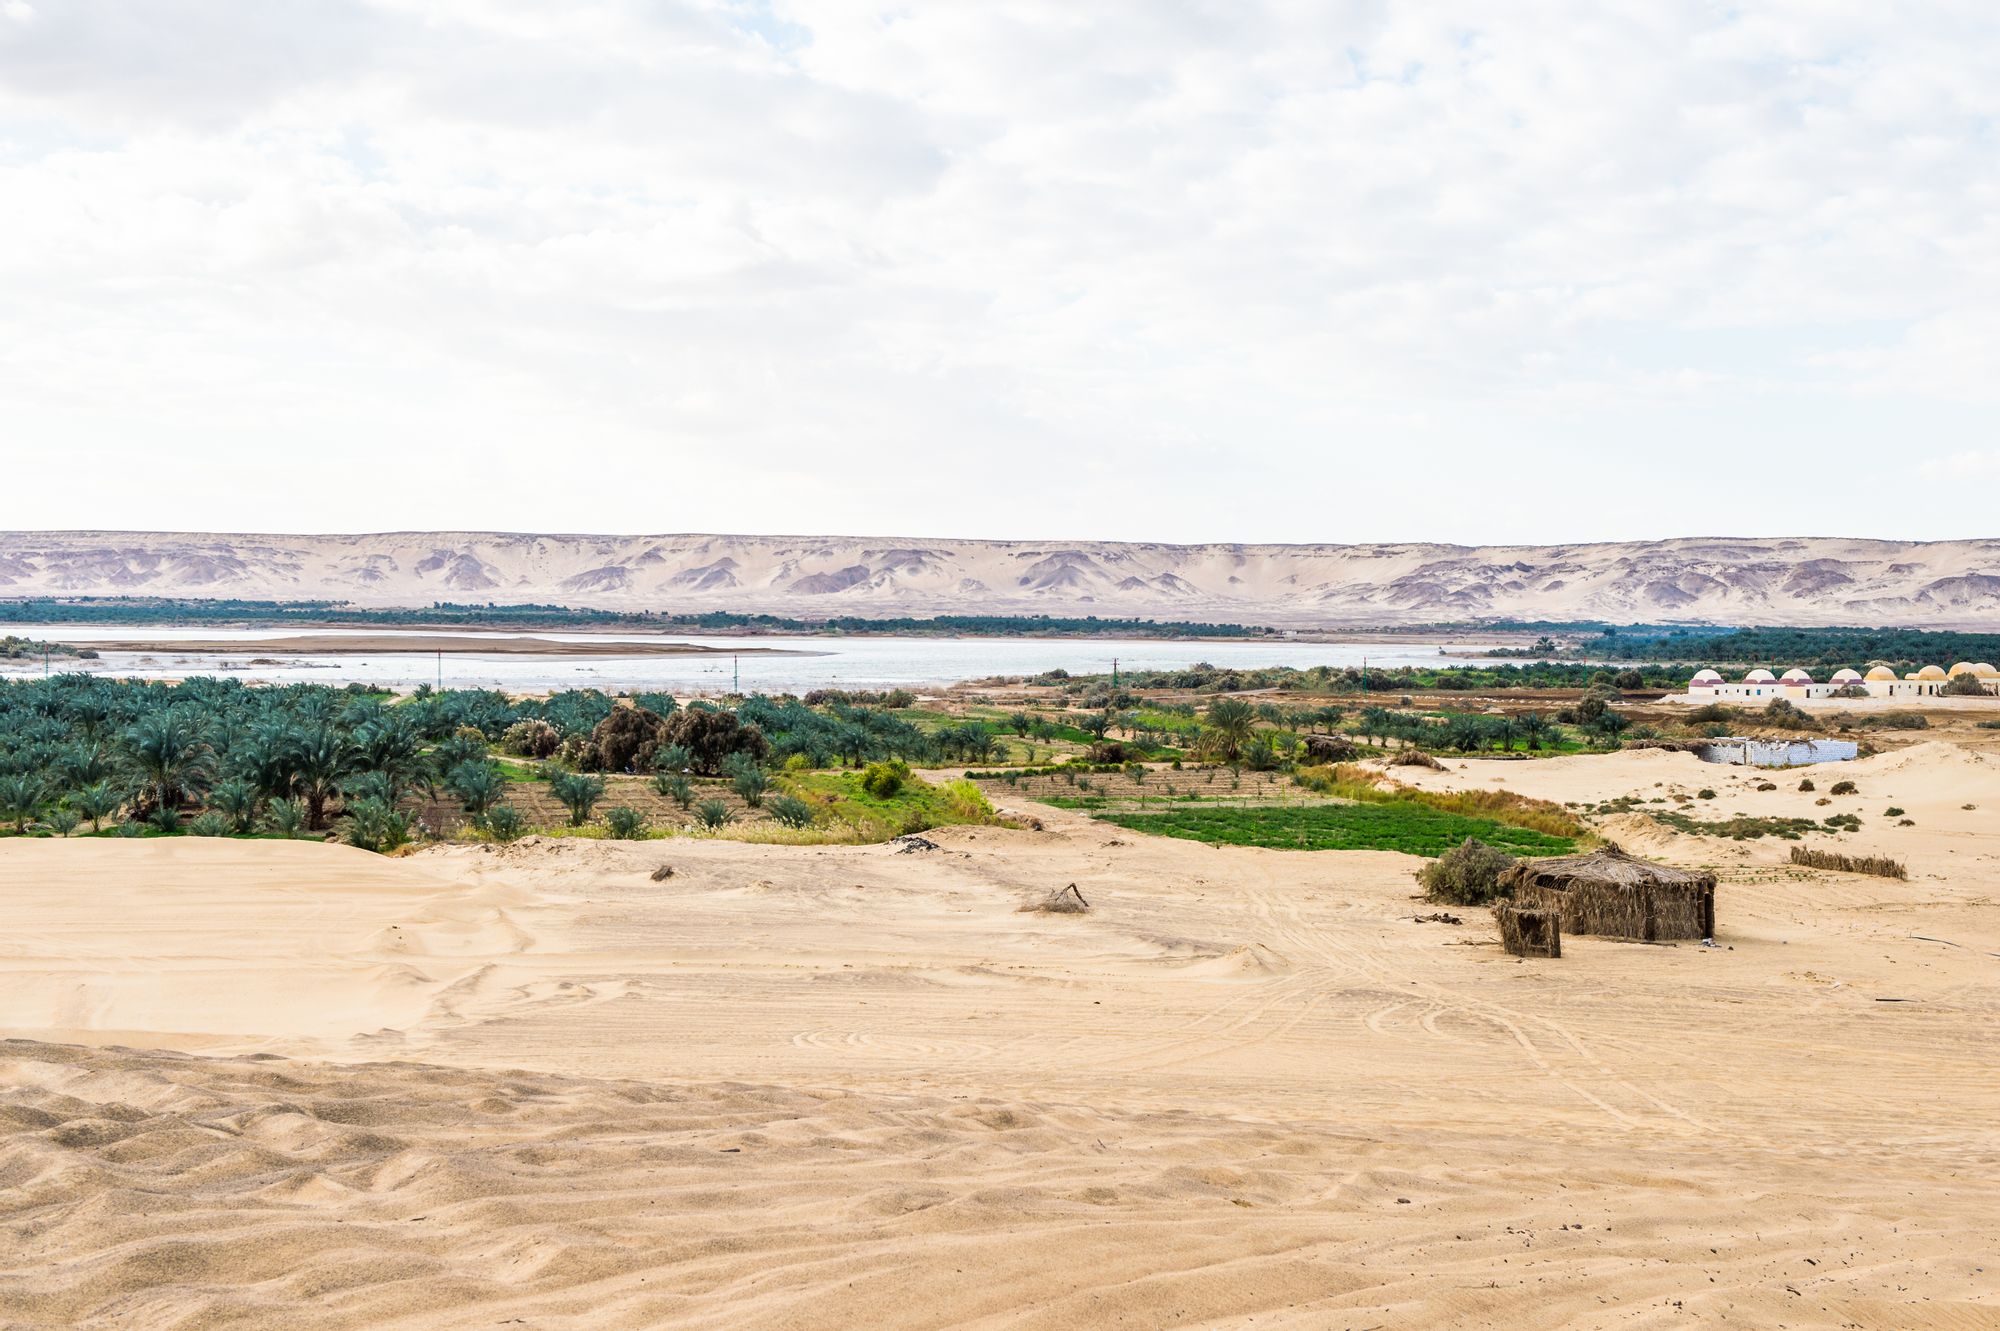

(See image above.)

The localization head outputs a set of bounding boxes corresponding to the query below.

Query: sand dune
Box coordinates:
[7,529,2000,625]
[4,761,2000,1327]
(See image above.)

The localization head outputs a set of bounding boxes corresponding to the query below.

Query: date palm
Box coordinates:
[74,781,123,832]
[121,710,214,815]
[1203,698,1257,763]
[289,725,354,831]
[1,773,43,833]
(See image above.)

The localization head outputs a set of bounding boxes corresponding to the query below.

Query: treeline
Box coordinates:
[0,598,1269,639]
[0,674,1011,842]
[3,635,95,661]
[1595,625,2000,666]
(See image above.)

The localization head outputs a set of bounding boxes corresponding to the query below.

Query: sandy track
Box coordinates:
[4,746,2000,1327]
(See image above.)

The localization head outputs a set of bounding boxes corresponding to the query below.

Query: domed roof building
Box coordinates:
[1690,668,1723,687]
[1865,666,1898,682]
[1948,662,1981,678]
[1911,665,1948,681]
[1781,668,1814,684]
[1974,663,2000,678]
[1744,668,1776,683]
[1831,668,1863,684]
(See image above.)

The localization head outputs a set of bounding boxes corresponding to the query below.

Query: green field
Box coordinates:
[1097,802,1575,856]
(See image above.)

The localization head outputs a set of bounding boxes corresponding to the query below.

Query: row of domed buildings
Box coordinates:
[1688,662,2000,701]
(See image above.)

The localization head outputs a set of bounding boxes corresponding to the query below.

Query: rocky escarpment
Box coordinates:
[2,532,1997,627]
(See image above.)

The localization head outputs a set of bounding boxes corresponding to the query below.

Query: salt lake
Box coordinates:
[0,626,1499,693]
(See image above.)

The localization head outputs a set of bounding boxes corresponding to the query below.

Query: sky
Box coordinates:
[1,1,1997,544]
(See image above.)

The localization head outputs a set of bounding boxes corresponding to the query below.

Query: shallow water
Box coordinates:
[0,625,1495,692]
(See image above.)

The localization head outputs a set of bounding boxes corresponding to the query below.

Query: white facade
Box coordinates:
[1688,663,1998,702]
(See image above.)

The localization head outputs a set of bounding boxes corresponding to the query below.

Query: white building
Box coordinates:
[1688,662,1998,702]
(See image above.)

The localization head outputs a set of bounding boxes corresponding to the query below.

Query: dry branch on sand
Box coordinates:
[1498,844,1716,942]
[1790,846,1908,879]
[1023,883,1090,914]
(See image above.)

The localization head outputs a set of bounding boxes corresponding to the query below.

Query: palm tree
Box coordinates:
[74,781,122,832]
[447,761,505,816]
[209,777,260,833]
[548,771,605,826]
[1,774,43,833]
[289,725,354,831]
[1203,698,1257,763]
[121,710,214,815]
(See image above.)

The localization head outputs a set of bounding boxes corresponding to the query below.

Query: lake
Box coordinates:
[0,626,1498,693]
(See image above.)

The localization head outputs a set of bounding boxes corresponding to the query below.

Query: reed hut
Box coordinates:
[1495,903,1561,958]
[1498,845,1715,942]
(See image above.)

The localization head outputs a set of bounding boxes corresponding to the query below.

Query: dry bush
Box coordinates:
[1790,846,1907,879]
[1417,837,1518,906]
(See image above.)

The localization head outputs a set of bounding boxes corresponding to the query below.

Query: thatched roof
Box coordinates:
[1500,844,1716,943]
[1500,844,1715,893]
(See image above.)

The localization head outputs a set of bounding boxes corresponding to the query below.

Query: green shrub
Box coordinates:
[1830,780,1858,795]
[1696,788,1716,800]
[1884,806,1905,817]
[502,718,561,759]
[44,807,80,838]
[694,799,734,830]
[448,761,505,815]
[860,759,910,799]
[1797,778,1815,792]
[727,754,769,807]
[345,797,410,853]
[1417,837,1519,906]
[653,772,695,808]
[265,798,308,839]
[149,805,182,834]
[765,794,817,828]
[548,771,606,826]
[188,811,231,838]
[480,805,525,842]
[603,806,649,839]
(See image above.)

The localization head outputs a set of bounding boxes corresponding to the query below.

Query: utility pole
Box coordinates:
[733,654,740,694]
[437,650,443,693]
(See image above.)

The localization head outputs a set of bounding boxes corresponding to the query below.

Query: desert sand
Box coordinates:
[7,529,2000,625]
[5,744,2000,1327]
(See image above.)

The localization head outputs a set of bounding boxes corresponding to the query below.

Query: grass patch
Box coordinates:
[1097,802,1573,856]
[764,771,1010,842]
[1294,763,1586,839]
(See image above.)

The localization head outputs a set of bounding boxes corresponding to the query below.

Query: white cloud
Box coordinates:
[0,1,1996,540]
[1921,450,2000,480]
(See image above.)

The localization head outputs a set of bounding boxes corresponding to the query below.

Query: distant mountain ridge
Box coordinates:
[3,531,1998,627]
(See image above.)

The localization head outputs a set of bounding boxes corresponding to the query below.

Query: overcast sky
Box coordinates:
[2,1,1996,543]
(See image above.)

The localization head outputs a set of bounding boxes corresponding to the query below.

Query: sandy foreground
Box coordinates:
[4,744,2000,1328]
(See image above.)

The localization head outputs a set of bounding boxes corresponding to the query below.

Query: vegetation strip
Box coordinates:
[1097,803,1573,856]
